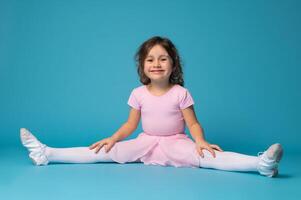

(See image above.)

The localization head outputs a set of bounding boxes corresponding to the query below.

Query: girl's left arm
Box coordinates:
[181,105,223,158]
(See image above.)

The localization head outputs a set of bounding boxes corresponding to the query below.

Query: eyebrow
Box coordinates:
[146,55,169,58]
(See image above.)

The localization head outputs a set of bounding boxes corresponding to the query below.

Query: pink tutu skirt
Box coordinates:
[107,133,200,168]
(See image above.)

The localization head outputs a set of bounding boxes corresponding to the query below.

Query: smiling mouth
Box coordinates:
[150,70,165,72]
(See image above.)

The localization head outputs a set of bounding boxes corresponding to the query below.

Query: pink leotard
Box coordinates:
[107,84,200,168]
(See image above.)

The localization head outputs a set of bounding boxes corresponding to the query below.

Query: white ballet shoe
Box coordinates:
[257,143,283,177]
[20,128,49,166]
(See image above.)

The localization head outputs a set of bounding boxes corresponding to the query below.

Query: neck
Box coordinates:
[149,81,171,90]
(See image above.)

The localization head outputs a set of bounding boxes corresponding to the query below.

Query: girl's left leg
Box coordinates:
[199,144,283,177]
[199,150,259,172]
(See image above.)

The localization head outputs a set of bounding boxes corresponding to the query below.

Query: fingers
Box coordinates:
[207,147,216,158]
[95,142,106,154]
[89,139,106,149]
[89,142,99,150]
[198,146,216,158]
[197,147,204,158]
[89,140,106,154]
[105,142,115,153]
[89,138,116,154]
[211,144,223,152]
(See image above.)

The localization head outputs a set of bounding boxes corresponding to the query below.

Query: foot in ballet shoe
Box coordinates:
[20,128,49,166]
[257,143,283,177]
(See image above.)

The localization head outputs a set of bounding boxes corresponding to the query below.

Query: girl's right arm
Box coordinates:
[89,108,141,153]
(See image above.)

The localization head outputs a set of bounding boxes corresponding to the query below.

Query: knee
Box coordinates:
[201,149,224,158]
[201,149,215,158]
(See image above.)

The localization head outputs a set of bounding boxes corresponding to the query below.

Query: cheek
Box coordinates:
[165,59,172,67]
[143,65,149,74]
[165,61,173,70]
[144,62,151,70]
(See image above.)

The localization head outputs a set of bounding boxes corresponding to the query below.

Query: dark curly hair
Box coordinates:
[134,36,184,86]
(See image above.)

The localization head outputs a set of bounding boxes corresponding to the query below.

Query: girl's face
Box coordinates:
[143,45,173,84]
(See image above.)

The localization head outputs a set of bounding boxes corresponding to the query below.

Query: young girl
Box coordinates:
[20,36,283,177]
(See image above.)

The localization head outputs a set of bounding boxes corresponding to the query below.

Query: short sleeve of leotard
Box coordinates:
[127,88,141,110]
[179,89,194,110]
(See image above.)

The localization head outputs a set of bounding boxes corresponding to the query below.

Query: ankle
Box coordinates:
[44,146,52,160]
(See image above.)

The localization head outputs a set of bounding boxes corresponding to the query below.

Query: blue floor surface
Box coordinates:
[1,146,300,200]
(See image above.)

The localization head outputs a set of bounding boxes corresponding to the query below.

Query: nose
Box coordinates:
[154,59,161,68]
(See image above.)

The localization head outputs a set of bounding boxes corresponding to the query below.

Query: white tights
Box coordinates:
[199,150,259,172]
[45,146,113,163]
[45,146,259,172]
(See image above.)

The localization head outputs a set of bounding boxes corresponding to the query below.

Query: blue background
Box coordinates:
[1,1,300,199]
[1,0,300,153]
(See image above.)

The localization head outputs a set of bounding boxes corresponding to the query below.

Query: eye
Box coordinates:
[146,59,153,62]
[161,58,167,61]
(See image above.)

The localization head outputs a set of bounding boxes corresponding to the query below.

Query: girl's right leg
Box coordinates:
[45,146,113,164]
[199,144,283,177]
[20,128,113,165]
